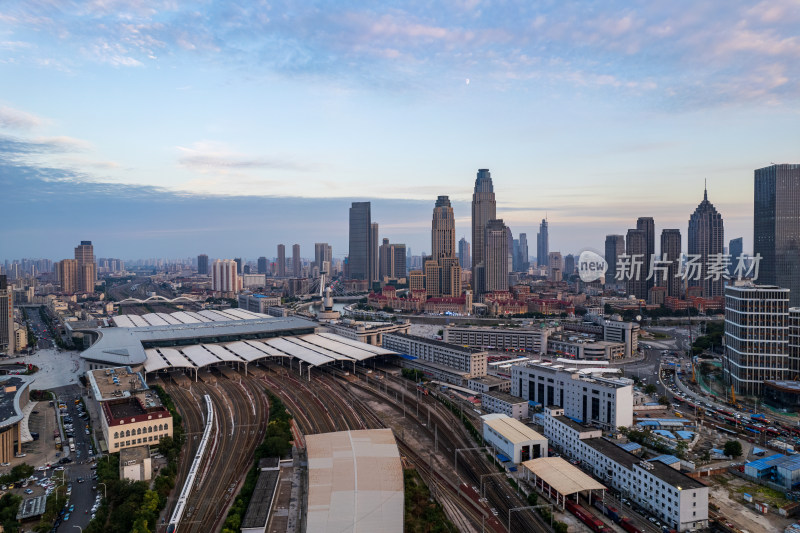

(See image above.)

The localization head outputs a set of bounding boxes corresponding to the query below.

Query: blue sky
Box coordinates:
[1,1,798,261]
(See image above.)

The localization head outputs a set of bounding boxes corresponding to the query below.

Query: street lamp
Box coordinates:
[97,482,107,499]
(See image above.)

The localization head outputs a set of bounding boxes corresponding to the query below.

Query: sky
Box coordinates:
[1,0,799,262]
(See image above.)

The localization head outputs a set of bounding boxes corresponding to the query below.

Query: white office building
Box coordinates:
[511,361,633,430]
[481,391,528,420]
[383,333,487,379]
[443,324,553,353]
[541,408,708,532]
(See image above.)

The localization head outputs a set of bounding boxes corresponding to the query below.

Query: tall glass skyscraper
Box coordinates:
[537,219,549,267]
[754,164,800,307]
[688,186,724,298]
[348,202,371,281]
[636,217,655,293]
[660,229,682,298]
[605,234,625,285]
[471,169,496,296]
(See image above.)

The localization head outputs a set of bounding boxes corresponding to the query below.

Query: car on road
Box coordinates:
[24,489,33,494]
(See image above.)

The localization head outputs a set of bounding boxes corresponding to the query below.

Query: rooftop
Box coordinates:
[120,444,150,465]
[584,438,705,489]
[0,375,33,429]
[87,366,148,401]
[482,413,546,444]
[306,429,403,533]
[482,390,527,405]
[522,457,606,496]
[386,332,486,354]
[554,415,600,434]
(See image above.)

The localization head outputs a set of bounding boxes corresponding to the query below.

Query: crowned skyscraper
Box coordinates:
[688,184,724,298]
[429,196,461,297]
[471,169,496,296]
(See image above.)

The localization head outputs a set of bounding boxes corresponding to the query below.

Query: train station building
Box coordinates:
[0,375,33,463]
[79,310,396,380]
[521,456,606,509]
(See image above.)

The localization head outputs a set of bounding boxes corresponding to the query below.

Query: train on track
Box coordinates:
[589,493,643,533]
[565,500,606,532]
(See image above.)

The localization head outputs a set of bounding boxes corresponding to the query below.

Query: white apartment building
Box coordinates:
[383,333,487,378]
[511,361,633,430]
[481,390,528,420]
[565,318,639,358]
[443,324,552,353]
[542,408,708,532]
[212,259,239,294]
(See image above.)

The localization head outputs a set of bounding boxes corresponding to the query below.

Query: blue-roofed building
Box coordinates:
[653,430,677,440]
[638,420,660,428]
[752,447,767,456]
[651,455,681,469]
[676,431,694,440]
[744,454,800,489]
[617,442,642,454]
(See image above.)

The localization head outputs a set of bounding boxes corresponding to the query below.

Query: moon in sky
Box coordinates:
[466,78,470,85]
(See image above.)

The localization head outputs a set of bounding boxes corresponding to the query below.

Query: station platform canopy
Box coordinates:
[522,457,606,503]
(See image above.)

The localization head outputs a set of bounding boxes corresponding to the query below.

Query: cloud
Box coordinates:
[176,142,312,173]
[0,106,43,130]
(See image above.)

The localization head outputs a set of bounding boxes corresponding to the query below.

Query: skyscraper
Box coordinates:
[537,219,549,267]
[74,240,96,293]
[212,259,239,293]
[564,254,575,278]
[430,196,461,297]
[370,223,379,284]
[458,238,471,270]
[0,276,13,355]
[626,229,648,300]
[484,219,509,293]
[605,235,625,284]
[688,185,724,298]
[56,259,79,294]
[277,244,286,277]
[471,169,496,295]
[636,217,655,293]
[348,202,371,281]
[292,244,301,277]
[257,256,268,275]
[197,254,209,275]
[314,243,332,275]
[660,229,682,298]
[728,238,743,278]
[379,239,407,281]
[234,257,243,274]
[518,233,529,272]
[754,164,800,306]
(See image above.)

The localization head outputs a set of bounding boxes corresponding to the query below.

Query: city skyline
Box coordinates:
[1,2,797,259]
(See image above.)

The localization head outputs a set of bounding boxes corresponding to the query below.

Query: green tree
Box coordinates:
[724,440,743,458]
[658,396,670,406]
[644,384,657,395]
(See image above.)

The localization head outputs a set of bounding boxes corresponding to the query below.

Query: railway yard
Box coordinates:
[156,359,563,533]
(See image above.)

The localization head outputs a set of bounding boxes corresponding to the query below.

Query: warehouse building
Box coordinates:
[481,413,547,464]
[480,391,528,420]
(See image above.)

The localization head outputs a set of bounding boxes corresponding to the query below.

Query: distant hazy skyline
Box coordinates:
[2,1,798,259]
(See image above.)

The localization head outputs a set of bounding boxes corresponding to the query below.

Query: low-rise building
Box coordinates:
[443,324,553,354]
[542,408,708,532]
[120,445,152,481]
[328,319,410,346]
[481,413,547,463]
[467,375,511,394]
[0,376,32,463]
[238,293,281,314]
[481,391,528,420]
[546,333,625,361]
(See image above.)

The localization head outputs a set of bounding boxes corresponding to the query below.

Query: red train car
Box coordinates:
[566,500,606,532]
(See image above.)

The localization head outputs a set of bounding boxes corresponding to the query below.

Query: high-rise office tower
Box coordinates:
[378,239,407,281]
[234,257,243,274]
[458,238,471,270]
[292,245,301,277]
[636,217,655,293]
[56,259,79,294]
[688,185,724,298]
[370,223,379,284]
[518,233,529,271]
[0,276,13,355]
[314,243,332,275]
[564,254,575,278]
[197,254,209,275]
[660,229,682,298]
[754,164,800,306]
[626,229,648,300]
[348,202,371,281]
[605,235,625,284]
[513,239,520,271]
[728,238,743,277]
[74,240,96,292]
[430,196,461,297]
[277,244,286,277]
[723,284,791,396]
[537,219,549,267]
[471,169,496,296]
[212,259,239,293]
[484,219,510,293]
[257,256,268,275]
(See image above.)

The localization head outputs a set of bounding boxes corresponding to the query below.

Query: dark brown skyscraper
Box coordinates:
[688,185,724,298]
[636,217,655,292]
[277,244,286,277]
[660,229,682,298]
[605,234,625,285]
[626,229,647,300]
[471,169,496,295]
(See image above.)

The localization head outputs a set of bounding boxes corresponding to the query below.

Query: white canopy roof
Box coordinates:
[263,337,335,367]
